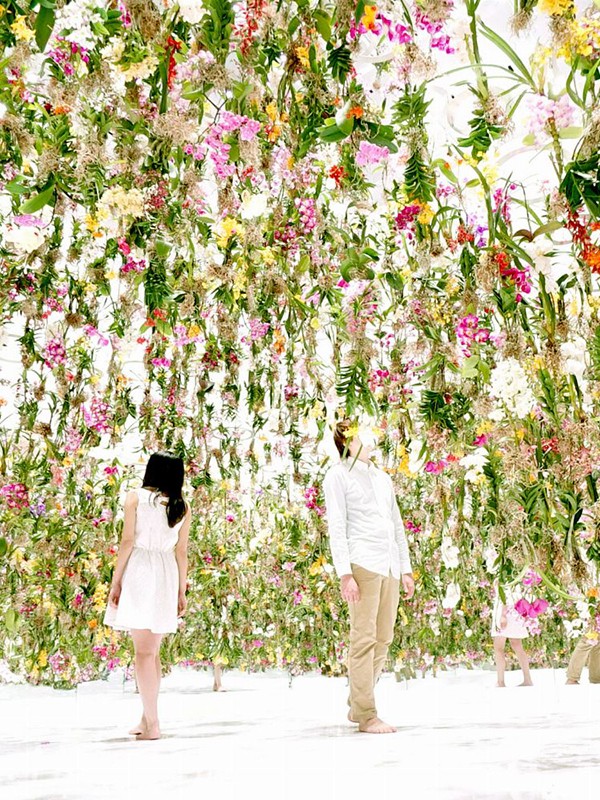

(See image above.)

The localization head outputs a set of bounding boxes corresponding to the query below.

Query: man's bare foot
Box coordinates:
[129,716,145,735]
[518,681,533,687]
[135,720,160,740]
[566,679,579,685]
[358,717,397,734]
[496,682,506,688]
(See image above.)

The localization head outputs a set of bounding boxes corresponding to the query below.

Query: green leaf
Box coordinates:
[313,10,332,42]
[404,150,436,203]
[0,537,7,557]
[4,608,19,635]
[19,184,55,214]
[479,20,535,89]
[35,6,56,52]
[558,126,583,139]
[327,43,352,82]
[461,355,479,379]
[155,240,170,258]
[433,158,458,184]
[5,179,28,196]
[317,121,351,143]
[531,221,563,239]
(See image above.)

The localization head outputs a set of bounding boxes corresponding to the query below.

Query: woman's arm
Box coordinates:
[175,506,192,616]
[108,491,138,607]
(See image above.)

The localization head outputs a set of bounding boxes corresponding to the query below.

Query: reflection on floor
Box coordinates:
[1,667,599,800]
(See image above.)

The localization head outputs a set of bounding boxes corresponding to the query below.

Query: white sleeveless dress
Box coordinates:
[490,587,528,639]
[104,488,185,634]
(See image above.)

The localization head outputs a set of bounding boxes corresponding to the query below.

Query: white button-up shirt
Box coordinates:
[322,458,412,579]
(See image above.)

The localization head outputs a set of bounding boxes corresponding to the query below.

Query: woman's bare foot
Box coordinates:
[566,679,579,685]
[518,681,533,687]
[212,683,226,692]
[135,720,161,740]
[358,717,397,734]
[129,716,146,735]
[496,682,506,688]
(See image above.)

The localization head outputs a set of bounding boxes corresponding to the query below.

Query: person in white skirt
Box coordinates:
[491,584,533,688]
[105,452,191,740]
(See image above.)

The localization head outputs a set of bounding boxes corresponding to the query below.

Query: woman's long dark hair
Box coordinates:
[142,452,186,527]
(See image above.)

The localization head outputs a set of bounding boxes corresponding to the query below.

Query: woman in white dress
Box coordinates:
[105,452,191,740]
[491,583,533,688]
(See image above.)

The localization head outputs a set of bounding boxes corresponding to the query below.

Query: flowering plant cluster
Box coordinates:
[1,1,600,685]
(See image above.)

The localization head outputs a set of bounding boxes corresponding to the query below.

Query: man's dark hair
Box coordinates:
[333,419,352,459]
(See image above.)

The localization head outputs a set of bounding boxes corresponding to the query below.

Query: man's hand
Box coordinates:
[402,573,415,599]
[341,574,360,603]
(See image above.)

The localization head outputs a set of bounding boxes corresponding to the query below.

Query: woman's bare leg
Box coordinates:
[510,638,533,686]
[129,653,162,734]
[213,663,225,692]
[493,636,507,687]
[131,629,163,739]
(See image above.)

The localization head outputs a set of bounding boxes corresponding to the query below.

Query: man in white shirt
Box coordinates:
[323,420,415,734]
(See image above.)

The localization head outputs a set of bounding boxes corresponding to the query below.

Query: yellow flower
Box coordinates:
[187,323,201,338]
[99,187,145,219]
[446,275,460,296]
[11,15,35,42]
[119,55,159,81]
[214,216,243,248]
[37,650,48,668]
[476,420,494,436]
[85,214,100,233]
[309,401,325,420]
[295,46,310,69]
[310,316,321,330]
[417,204,434,225]
[92,583,109,611]
[532,354,545,371]
[538,0,573,14]
[261,246,276,265]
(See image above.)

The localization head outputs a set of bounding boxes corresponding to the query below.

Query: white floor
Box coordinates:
[1,667,599,800]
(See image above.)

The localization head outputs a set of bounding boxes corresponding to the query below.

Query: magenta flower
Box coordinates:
[356,141,390,168]
[0,482,30,510]
[522,569,542,587]
[83,397,112,434]
[43,337,67,369]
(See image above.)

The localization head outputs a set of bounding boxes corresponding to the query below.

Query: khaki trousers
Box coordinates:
[566,635,600,683]
[347,564,400,724]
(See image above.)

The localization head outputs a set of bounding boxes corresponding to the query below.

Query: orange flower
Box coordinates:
[587,587,599,599]
[584,244,600,273]
[52,105,70,115]
[361,5,378,31]
[88,619,98,630]
[346,105,364,119]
